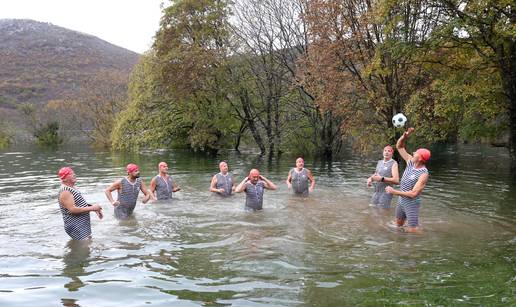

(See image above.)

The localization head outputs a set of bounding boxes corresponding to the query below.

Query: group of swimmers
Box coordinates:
[57,127,430,240]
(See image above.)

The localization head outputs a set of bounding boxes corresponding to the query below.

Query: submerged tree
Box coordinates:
[427,0,515,158]
[302,0,445,150]
[113,0,237,152]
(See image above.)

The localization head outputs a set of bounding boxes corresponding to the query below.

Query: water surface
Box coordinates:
[0,144,515,306]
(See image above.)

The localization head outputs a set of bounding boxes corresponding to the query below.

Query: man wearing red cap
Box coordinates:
[386,127,430,233]
[57,167,103,240]
[105,163,152,219]
[150,161,180,200]
[235,169,277,210]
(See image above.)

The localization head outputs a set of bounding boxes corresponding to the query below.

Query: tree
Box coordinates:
[112,0,237,152]
[46,70,129,147]
[429,0,515,159]
[302,0,444,151]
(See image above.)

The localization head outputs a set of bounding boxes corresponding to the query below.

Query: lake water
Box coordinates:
[0,144,515,306]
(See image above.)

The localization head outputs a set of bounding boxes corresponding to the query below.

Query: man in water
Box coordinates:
[149,161,180,200]
[210,161,234,196]
[367,145,399,208]
[105,163,152,219]
[235,169,277,210]
[57,167,103,240]
[286,157,315,196]
[386,127,430,233]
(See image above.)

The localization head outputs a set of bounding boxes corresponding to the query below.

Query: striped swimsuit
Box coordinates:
[370,159,396,208]
[215,173,233,197]
[395,160,428,227]
[58,185,92,240]
[115,177,141,219]
[155,175,173,200]
[245,181,265,210]
[290,168,309,196]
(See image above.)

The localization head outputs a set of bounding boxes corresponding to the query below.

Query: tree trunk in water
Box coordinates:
[234,123,247,152]
[498,41,516,162]
[240,89,266,154]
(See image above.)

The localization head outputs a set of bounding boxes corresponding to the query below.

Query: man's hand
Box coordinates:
[385,186,394,194]
[111,200,120,207]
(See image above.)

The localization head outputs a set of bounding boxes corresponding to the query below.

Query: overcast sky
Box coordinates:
[0,0,165,53]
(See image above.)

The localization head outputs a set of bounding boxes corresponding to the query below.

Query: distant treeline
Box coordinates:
[4,0,513,160]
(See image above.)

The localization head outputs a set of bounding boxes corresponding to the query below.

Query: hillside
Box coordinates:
[0,19,140,109]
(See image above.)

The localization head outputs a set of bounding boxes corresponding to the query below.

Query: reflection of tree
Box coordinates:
[60,298,80,307]
[62,239,91,292]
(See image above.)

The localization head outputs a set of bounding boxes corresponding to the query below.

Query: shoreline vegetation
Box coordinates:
[1,0,514,161]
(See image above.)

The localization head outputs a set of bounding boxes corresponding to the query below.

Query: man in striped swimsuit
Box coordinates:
[286,157,315,196]
[150,161,180,200]
[57,167,103,240]
[105,163,152,219]
[210,161,234,196]
[385,127,430,233]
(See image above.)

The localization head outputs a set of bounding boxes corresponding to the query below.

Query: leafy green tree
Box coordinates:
[113,0,237,152]
[426,0,515,158]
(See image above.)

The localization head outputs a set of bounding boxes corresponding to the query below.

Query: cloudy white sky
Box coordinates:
[0,0,165,53]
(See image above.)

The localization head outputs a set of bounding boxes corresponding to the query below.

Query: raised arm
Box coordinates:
[235,177,248,193]
[105,180,121,206]
[396,127,415,163]
[260,175,277,190]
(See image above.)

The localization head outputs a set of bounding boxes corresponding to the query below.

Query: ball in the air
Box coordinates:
[392,113,407,128]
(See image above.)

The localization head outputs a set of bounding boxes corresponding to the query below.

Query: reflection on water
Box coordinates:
[62,240,91,292]
[0,144,515,306]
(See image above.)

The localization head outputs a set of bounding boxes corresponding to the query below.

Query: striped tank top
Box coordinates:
[115,177,141,219]
[290,168,309,195]
[245,181,265,210]
[58,185,92,240]
[155,175,173,200]
[215,172,233,196]
[370,159,396,208]
[398,160,428,207]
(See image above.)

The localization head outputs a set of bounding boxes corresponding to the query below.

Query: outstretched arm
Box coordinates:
[396,127,414,163]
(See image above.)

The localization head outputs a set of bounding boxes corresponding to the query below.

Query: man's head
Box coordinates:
[413,148,431,164]
[248,169,260,184]
[383,145,394,159]
[219,161,228,174]
[295,157,304,170]
[58,167,76,184]
[126,163,140,178]
[158,162,168,174]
